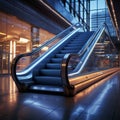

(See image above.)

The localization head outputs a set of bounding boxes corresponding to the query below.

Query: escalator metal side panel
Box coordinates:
[69,68,120,96]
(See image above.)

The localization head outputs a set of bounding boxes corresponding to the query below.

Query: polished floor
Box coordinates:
[0,72,120,120]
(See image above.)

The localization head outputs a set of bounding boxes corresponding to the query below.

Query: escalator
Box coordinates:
[11,23,119,96]
[32,31,93,91]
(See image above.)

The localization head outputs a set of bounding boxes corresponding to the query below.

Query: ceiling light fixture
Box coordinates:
[19,37,29,43]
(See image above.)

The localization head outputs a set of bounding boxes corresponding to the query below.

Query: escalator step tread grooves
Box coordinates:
[34,76,62,85]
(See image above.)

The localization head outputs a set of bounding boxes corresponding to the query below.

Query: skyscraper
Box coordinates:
[91,9,115,37]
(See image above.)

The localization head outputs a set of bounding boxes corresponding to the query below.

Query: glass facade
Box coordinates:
[61,0,116,37]
[61,0,90,31]
[0,12,55,75]
[0,12,31,74]
[90,0,116,37]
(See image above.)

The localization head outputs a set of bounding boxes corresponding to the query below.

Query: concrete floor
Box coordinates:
[0,72,120,120]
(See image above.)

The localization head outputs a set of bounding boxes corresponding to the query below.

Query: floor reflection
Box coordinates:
[0,76,18,95]
[0,73,120,120]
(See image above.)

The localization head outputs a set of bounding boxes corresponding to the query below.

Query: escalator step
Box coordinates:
[69,41,84,44]
[67,43,83,47]
[66,44,84,49]
[34,76,62,85]
[46,63,61,69]
[51,58,63,63]
[40,69,61,76]
[60,49,78,53]
[55,54,65,58]
[63,46,80,50]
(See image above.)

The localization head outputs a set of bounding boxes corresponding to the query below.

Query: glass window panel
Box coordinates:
[98,0,106,9]
[90,0,97,11]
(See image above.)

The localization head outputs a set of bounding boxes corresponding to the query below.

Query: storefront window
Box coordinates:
[0,11,55,75]
[0,12,31,74]
[40,28,55,44]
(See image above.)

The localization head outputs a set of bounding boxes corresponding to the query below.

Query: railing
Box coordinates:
[61,23,118,88]
[11,23,83,84]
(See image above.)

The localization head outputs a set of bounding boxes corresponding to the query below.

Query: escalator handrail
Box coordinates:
[61,23,107,87]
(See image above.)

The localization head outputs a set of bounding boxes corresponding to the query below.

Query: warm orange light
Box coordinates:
[41,46,49,51]
[0,32,6,36]
[19,37,29,43]
[10,41,12,62]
